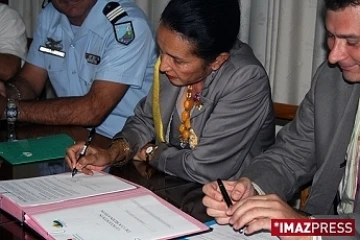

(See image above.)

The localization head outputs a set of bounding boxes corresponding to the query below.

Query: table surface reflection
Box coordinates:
[0,121,210,240]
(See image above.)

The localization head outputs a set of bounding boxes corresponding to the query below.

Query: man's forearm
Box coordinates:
[17,97,103,126]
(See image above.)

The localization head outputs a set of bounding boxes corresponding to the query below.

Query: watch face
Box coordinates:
[146,146,154,155]
[6,102,18,122]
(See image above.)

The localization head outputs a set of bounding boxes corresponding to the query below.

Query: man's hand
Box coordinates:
[202,177,257,224]
[227,194,310,240]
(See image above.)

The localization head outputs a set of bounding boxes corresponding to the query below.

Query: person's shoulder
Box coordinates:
[0,3,13,12]
[101,0,151,25]
[39,2,58,18]
[224,40,268,79]
[97,1,149,26]
[100,0,153,45]
[216,41,269,90]
[225,41,264,72]
[114,0,147,17]
[0,3,22,20]
[0,3,11,12]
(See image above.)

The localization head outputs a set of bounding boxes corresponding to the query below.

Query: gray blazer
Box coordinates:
[241,61,360,239]
[116,41,275,184]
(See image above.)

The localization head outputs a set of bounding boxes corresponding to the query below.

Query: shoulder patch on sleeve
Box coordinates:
[103,2,135,45]
[113,21,135,45]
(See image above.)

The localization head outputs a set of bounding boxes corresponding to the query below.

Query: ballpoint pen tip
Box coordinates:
[71,169,77,178]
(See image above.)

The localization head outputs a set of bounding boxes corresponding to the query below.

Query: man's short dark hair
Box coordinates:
[325,0,360,10]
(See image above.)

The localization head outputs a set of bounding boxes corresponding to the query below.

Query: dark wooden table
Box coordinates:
[0,121,210,240]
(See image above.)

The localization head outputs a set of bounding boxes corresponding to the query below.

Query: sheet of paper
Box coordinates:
[31,194,203,240]
[0,172,135,206]
[185,221,279,240]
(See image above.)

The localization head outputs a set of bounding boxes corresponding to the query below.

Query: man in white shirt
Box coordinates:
[0,3,27,81]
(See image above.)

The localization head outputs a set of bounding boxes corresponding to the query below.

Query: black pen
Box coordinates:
[217,178,232,207]
[217,178,245,234]
[71,127,96,177]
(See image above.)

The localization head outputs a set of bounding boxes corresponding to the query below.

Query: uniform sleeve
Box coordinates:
[95,18,155,88]
[0,4,27,60]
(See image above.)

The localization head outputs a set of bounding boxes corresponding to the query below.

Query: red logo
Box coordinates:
[271,219,355,236]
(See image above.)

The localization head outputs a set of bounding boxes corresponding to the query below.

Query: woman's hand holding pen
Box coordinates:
[65,142,113,175]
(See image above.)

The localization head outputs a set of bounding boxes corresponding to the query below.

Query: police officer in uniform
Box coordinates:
[0,0,156,139]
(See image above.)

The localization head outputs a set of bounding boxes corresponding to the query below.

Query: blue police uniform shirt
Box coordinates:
[27,0,156,138]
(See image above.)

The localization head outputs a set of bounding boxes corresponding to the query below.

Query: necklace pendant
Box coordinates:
[189,129,198,149]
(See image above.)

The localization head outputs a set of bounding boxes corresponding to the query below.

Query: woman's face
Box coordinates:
[156,23,213,86]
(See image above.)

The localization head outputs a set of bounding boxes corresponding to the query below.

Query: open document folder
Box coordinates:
[0,172,208,240]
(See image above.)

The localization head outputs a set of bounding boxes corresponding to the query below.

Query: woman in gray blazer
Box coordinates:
[66,0,275,184]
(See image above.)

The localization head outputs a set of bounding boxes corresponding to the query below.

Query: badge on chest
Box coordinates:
[39,37,66,58]
[85,53,101,65]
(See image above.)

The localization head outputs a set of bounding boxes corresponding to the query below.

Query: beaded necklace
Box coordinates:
[178,85,201,146]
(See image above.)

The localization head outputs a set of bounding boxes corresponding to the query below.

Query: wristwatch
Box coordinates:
[5,99,18,123]
[145,145,158,162]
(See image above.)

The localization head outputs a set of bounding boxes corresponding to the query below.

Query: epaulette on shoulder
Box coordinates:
[42,0,51,9]
[102,1,128,24]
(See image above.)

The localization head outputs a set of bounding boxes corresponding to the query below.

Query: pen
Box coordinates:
[217,178,244,234]
[216,178,232,207]
[71,127,96,178]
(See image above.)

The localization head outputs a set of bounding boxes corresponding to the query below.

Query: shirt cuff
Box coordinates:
[251,182,266,195]
[251,182,317,240]
[312,236,322,240]
[307,217,321,240]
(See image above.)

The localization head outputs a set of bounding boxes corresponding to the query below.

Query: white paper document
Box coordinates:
[0,172,136,206]
[31,194,203,240]
[185,221,279,240]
